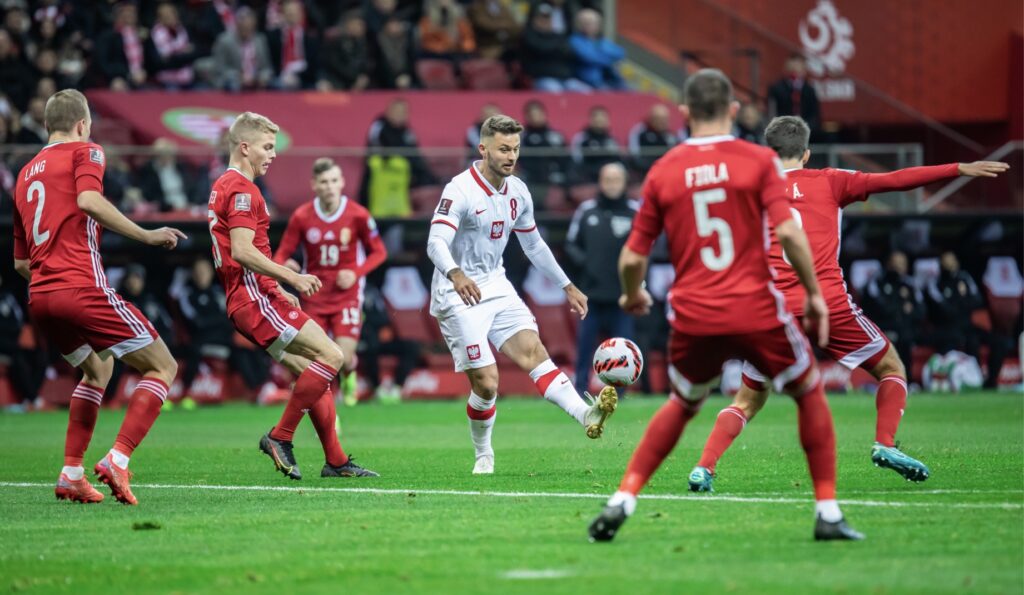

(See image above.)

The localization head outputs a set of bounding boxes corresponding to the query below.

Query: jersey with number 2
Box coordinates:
[625,135,795,335]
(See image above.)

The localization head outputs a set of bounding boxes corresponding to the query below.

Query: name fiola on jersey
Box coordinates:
[685,163,729,188]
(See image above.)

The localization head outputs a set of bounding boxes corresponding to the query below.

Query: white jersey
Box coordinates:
[429,162,537,316]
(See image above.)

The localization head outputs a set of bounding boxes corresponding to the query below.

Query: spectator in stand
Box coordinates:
[365,0,398,36]
[357,284,420,401]
[177,259,236,394]
[136,138,203,212]
[32,48,70,90]
[0,29,33,110]
[768,54,821,136]
[418,0,476,61]
[865,251,925,378]
[0,115,14,207]
[94,1,148,91]
[361,98,436,216]
[571,105,620,182]
[926,251,983,356]
[372,14,417,89]
[522,3,589,93]
[569,8,627,91]
[465,103,501,162]
[565,162,638,394]
[519,99,569,204]
[734,103,765,143]
[0,272,40,412]
[628,103,677,174]
[318,13,370,92]
[34,77,57,104]
[147,2,198,89]
[15,96,46,145]
[120,265,174,343]
[267,0,320,89]
[527,0,578,35]
[190,0,239,55]
[3,5,30,52]
[211,6,273,92]
[467,0,520,61]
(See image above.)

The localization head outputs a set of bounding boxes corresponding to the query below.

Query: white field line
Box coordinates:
[1,482,1020,510]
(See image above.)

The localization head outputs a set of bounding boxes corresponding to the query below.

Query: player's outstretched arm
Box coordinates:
[776,219,829,347]
[229,227,322,297]
[77,191,186,249]
[617,246,653,316]
[846,161,1009,202]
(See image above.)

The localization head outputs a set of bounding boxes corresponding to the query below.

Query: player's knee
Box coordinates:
[733,391,766,420]
[318,343,345,372]
[872,348,906,380]
[470,372,499,398]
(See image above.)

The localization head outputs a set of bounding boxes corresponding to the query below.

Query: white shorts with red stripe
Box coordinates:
[435,292,537,372]
[229,273,310,361]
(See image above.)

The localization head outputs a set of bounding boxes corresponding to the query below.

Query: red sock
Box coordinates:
[64,382,104,466]
[309,389,349,467]
[113,378,168,457]
[697,406,748,473]
[875,375,907,447]
[271,361,337,441]
[619,396,702,495]
[794,380,836,500]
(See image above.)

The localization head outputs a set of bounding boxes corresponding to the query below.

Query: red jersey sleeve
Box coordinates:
[625,168,665,256]
[12,205,28,260]
[355,212,387,276]
[72,143,105,195]
[831,164,960,207]
[225,185,261,230]
[273,211,302,264]
[760,152,793,227]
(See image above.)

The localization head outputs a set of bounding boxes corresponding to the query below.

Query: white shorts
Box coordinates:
[435,293,538,372]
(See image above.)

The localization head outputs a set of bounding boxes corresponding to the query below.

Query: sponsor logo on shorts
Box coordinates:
[490,221,504,239]
[437,198,453,215]
[306,227,322,243]
[467,344,481,361]
[234,193,251,211]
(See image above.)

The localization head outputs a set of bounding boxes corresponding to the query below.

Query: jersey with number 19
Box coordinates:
[14,141,158,365]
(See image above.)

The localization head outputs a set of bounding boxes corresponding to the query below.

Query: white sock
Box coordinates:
[607,490,637,516]
[109,449,130,469]
[467,391,496,459]
[62,466,84,480]
[529,360,588,425]
[815,499,843,522]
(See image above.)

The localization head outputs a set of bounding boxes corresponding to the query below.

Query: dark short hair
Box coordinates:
[764,116,810,160]
[524,99,546,114]
[312,157,339,178]
[480,115,523,140]
[682,68,733,122]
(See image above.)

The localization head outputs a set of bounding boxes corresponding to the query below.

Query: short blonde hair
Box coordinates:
[228,111,279,151]
[44,89,90,134]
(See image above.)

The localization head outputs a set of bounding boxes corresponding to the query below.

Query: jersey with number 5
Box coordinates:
[272,196,386,315]
[13,141,107,293]
[625,135,794,335]
[208,167,277,316]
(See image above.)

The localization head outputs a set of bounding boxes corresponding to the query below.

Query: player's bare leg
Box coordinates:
[94,339,177,505]
[335,336,360,407]
[689,378,768,492]
[868,345,928,481]
[56,351,112,504]
[590,386,708,542]
[784,371,863,541]
[500,329,617,438]
[464,364,500,474]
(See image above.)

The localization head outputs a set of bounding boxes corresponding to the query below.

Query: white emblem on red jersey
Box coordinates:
[89,148,104,165]
[306,228,322,243]
[235,193,251,211]
[324,230,336,241]
[792,183,804,199]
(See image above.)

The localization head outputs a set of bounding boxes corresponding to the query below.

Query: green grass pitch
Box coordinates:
[1,392,1021,594]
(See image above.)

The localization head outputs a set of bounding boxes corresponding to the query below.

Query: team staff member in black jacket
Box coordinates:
[864,251,925,378]
[565,162,638,393]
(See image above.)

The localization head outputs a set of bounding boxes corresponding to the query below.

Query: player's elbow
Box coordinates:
[618,246,646,271]
[774,218,800,244]
[76,191,102,215]
[14,259,30,280]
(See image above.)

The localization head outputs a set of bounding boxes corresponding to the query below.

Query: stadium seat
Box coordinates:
[460,59,510,90]
[526,298,576,366]
[986,291,1022,335]
[416,59,459,90]
[410,185,444,214]
[982,257,1023,334]
[388,306,439,343]
[569,184,599,205]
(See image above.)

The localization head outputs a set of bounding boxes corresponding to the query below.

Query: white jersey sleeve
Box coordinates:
[431,183,469,231]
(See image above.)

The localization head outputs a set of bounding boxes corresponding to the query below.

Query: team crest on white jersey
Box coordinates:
[306,227,322,243]
[490,221,505,239]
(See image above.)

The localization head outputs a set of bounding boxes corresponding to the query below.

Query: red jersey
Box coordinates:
[771,164,959,316]
[13,142,107,294]
[272,196,386,315]
[207,167,277,316]
[626,135,793,335]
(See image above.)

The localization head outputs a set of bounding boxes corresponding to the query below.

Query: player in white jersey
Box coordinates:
[427,115,619,475]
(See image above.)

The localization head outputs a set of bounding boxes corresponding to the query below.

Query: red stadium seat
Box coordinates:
[388,307,439,343]
[986,289,1023,335]
[569,184,599,205]
[460,59,510,90]
[416,59,458,90]
[526,298,577,366]
[410,185,444,214]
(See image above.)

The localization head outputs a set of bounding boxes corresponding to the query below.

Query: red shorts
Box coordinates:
[229,287,310,361]
[668,317,814,398]
[30,287,158,366]
[307,302,363,340]
[742,307,890,390]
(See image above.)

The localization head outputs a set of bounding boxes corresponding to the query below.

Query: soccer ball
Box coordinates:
[593,338,644,387]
